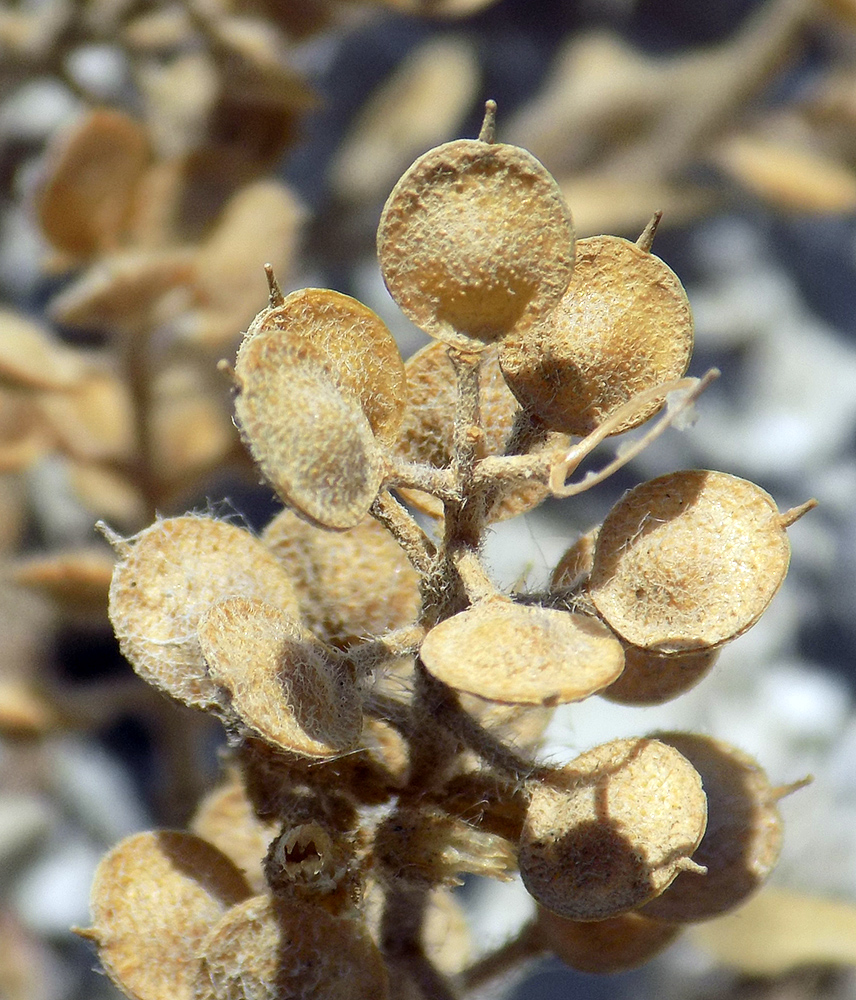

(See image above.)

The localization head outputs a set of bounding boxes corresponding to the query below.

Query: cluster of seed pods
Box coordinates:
[85,104,813,999]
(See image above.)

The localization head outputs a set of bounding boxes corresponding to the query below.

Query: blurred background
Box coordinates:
[2,0,856,997]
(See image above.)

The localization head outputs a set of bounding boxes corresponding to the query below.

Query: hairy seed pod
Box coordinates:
[419,600,624,706]
[499,235,693,435]
[519,737,707,921]
[589,470,791,652]
[601,646,719,706]
[378,137,574,350]
[641,733,783,922]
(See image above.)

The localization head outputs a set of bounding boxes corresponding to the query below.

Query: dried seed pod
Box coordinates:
[84,831,251,1000]
[108,516,299,710]
[589,471,792,652]
[378,135,574,351]
[197,597,363,758]
[193,894,389,1000]
[394,341,561,520]
[499,235,693,435]
[12,547,115,616]
[37,369,136,462]
[519,737,707,921]
[0,310,88,391]
[537,908,682,974]
[242,287,406,445]
[262,509,420,648]
[551,526,599,590]
[601,646,719,706]
[234,335,385,530]
[641,733,783,922]
[420,600,624,706]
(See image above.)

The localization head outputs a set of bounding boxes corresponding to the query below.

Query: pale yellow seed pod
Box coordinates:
[378,137,574,350]
[197,597,363,758]
[641,733,783,922]
[550,526,599,590]
[193,895,390,1000]
[499,235,693,435]
[234,336,385,530]
[108,516,300,710]
[601,646,719,706]
[419,600,624,706]
[84,831,251,1000]
[519,737,707,921]
[589,470,791,652]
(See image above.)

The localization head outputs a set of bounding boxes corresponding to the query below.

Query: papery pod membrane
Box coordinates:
[394,341,565,520]
[519,737,707,921]
[537,908,682,974]
[197,597,363,757]
[589,470,791,652]
[457,693,554,756]
[241,288,406,445]
[85,831,251,1000]
[108,516,299,709]
[641,733,783,922]
[0,310,88,390]
[262,509,420,648]
[601,646,719,706]
[419,600,624,706]
[551,526,599,590]
[234,336,384,530]
[193,894,390,1000]
[378,137,574,351]
[499,235,693,435]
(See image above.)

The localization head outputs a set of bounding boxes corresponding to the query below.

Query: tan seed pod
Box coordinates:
[37,369,136,462]
[85,831,251,1000]
[0,310,88,391]
[242,287,406,445]
[419,600,624,706]
[550,526,599,590]
[519,737,707,921]
[641,733,783,922]
[588,470,791,652]
[198,597,363,758]
[193,894,390,1000]
[108,515,300,710]
[499,235,693,435]
[262,508,420,647]
[601,646,719,706]
[537,907,682,974]
[378,137,574,351]
[234,336,385,530]
[394,341,562,520]
[12,547,115,616]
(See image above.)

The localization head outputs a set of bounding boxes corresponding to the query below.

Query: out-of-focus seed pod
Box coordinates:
[394,342,563,520]
[499,235,692,435]
[193,895,390,1000]
[234,337,385,530]
[197,597,363,757]
[242,288,406,445]
[537,907,682,974]
[641,733,783,922]
[601,646,719,706]
[589,470,791,652]
[262,509,420,648]
[84,831,251,1000]
[519,737,707,921]
[420,600,624,706]
[108,516,299,710]
[378,135,574,351]
[0,310,88,390]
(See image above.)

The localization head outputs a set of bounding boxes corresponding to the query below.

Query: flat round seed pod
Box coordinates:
[589,471,791,652]
[537,908,682,974]
[198,597,363,758]
[235,336,385,530]
[242,288,406,445]
[108,516,299,709]
[262,509,420,648]
[641,733,782,922]
[601,646,719,706]
[193,895,389,1000]
[519,737,707,921]
[499,235,693,434]
[378,138,574,351]
[86,831,251,1000]
[419,600,624,706]
[394,341,560,520]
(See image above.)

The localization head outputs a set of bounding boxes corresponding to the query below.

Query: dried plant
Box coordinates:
[77,103,819,1000]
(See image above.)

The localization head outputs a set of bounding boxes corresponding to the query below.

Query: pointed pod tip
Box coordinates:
[636,211,663,253]
[264,264,285,308]
[479,100,498,144]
